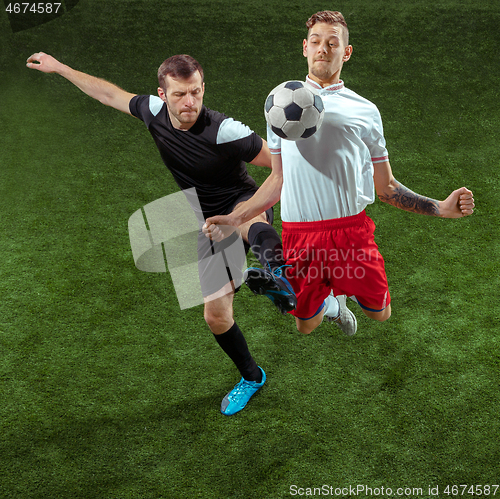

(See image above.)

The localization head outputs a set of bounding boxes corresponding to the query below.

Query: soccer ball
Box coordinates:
[264,80,325,141]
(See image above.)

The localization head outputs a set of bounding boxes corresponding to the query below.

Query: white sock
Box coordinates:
[323,294,340,318]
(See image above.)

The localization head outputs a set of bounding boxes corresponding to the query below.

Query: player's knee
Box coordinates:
[296,319,316,335]
[374,311,391,322]
[380,305,392,321]
[204,310,223,329]
[204,308,232,332]
[295,309,325,334]
[366,306,391,322]
[297,326,314,335]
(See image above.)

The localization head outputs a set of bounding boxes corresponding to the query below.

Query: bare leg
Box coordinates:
[361,303,391,322]
[295,308,325,335]
[203,282,235,334]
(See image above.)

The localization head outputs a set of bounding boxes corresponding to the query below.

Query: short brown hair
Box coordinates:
[306,11,349,45]
[157,54,204,90]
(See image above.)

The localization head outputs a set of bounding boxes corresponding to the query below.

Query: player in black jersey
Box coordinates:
[26,51,296,415]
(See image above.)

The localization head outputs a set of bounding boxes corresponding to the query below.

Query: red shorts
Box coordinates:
[282,211,390,319]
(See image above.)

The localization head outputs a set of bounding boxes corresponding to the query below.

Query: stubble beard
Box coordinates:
[309,56,337,82]
[310,65,335,82]
[177,112,197,125]
[166,101,199,128]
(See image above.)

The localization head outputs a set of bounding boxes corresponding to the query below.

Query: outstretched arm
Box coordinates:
[374,160,474,218]
[26,52,136,115]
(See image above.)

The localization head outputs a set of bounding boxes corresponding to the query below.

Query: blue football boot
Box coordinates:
[221,367,266,416]
[243,265,297,314]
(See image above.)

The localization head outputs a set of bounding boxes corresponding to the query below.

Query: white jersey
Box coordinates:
[268,77,389,222]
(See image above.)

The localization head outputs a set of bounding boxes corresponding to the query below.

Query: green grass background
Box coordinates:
[1,0,499,497]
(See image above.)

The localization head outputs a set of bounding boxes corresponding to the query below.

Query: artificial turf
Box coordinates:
[1,0,499,497]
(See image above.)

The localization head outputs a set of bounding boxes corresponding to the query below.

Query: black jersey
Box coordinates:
[129,95,262,219]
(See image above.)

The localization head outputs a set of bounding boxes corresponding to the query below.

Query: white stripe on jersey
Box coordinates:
[149,96,164,116]
[217,118,254,145]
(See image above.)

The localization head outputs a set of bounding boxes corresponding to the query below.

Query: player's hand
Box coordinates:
[26,52,63,73]
[203,216,238,242]
[440,187,475,218]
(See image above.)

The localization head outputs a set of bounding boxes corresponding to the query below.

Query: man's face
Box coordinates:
[158,71,205,130]
[303,22,352,86]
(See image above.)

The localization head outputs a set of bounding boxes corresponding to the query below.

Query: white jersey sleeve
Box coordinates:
[217,118,254,144]
[363,106,389,164]
[266,124,282,154]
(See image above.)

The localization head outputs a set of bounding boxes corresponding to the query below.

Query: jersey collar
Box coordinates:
[305,76,344,93]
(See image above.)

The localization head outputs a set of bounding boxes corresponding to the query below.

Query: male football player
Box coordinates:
[26,52,295,415]
[204,10,474,337]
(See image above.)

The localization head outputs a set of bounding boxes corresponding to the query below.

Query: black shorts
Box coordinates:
[198,191,274,298]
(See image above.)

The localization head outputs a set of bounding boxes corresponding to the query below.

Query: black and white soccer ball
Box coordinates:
[264,80,325,141]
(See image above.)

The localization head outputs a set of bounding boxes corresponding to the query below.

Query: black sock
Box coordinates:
[247,222,284,271]
[213,322,262,382]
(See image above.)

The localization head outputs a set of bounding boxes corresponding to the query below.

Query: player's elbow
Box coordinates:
[376,183,398,206]
[96,93,113,107]
[100,94,132,115]
[374,176,399,205]
[377,192,391,205]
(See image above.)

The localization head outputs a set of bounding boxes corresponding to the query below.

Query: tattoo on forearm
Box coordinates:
[378,182,440,216]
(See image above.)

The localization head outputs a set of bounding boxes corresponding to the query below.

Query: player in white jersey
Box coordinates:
[275,76,388,222]
[204,10,474,337]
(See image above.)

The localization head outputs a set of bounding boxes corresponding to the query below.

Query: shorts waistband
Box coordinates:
[282,211,367,232]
